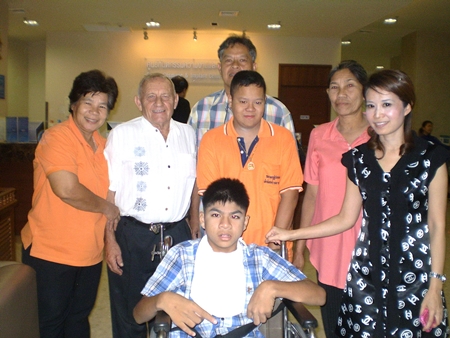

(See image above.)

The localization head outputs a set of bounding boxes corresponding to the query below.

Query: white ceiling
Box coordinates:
[6,0,450,68]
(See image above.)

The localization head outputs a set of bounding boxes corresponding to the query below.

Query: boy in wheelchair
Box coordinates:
[133,178,325,337]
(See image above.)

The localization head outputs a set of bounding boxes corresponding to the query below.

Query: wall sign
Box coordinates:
[145,59,222,85]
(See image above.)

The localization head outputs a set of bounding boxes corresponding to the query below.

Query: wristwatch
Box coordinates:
[430,271,447,282]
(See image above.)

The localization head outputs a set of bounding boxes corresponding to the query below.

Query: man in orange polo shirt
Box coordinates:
[197,70,302,256]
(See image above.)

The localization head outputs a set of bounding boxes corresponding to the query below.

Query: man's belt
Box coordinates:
[123,216,181,234]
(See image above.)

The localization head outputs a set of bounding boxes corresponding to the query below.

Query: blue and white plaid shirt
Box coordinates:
[188,89,295,148]
[141,238,306,337]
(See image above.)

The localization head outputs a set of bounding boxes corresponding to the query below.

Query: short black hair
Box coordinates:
[218,35,257,62]
[230,70,266,97]
[202,178,249,212]
[171,76,189,94]
[421,120,432,128]
[68,70,118,114]
[328,60,367,87]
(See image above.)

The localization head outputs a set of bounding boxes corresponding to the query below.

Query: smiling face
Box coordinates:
[200,201,249,253]
[135,76,178,130]
[364,87,411,141]
[218,43,257,93]
[230,84,265,134]
[71,92,109,140]
[327,68,365,117]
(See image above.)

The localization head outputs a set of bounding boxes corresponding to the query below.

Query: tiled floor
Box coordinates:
[14,200,450,338]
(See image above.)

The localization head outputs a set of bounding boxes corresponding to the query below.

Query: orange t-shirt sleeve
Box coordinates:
[279,130,303,193]
[37,128,79,177]
[197,131,222,195]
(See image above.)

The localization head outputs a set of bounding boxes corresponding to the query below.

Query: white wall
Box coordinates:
[401,31,450,138]
[44,30,341,124]
[7,39,28,117]
[414,32,450,138]
[28,41,46,122]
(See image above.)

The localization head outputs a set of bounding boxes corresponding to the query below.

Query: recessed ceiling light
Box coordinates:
[376,65,385,69]
[23,18,39,26]
[267,22,281,30]
[341,40,351,45]
[146,19,160,28]
[384,18,397,24]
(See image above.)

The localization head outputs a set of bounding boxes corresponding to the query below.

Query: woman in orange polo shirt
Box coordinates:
[21,70,120,338]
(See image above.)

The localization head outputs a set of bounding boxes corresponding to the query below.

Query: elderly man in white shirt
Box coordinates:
[104,73,199,338]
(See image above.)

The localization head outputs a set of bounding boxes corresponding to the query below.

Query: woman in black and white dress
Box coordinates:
[267,69,449,337]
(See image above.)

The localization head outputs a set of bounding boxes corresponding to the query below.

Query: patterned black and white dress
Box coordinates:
[336,137,449,338]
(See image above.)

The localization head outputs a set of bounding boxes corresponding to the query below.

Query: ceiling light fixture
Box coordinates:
[193,29,197,41]
[341,40,351,45]
[384,17,397,24]
[146,19,160,28]
[267,21,281,30]
[23,18,39,26]
[376,65,385,69]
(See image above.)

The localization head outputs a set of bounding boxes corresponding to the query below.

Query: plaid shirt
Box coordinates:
[141,238,306,338]
[188,89,295,147]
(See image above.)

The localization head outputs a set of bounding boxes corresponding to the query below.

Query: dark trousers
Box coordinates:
[318,278,344,338]
[108,217,192,338]
[22,245,102,338]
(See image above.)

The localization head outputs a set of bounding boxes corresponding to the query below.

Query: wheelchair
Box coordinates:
[151,241,319,338]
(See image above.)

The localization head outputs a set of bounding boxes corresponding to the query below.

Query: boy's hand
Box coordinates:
[160,292,217,336]
[247,281,276,325]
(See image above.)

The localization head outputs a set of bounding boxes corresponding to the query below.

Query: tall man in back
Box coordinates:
[197,70,302,257]
[188,34,295,147]
[104,73,199,337]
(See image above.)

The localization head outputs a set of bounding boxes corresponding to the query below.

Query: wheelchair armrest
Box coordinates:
[283,299,318,330]
[154,311,171,337]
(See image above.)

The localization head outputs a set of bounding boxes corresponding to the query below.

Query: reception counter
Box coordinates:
[0,143,36,235]
[0,188,17,260]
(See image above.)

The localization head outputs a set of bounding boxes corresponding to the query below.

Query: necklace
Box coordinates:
[237,137,257,170]
[238,138,248,156]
